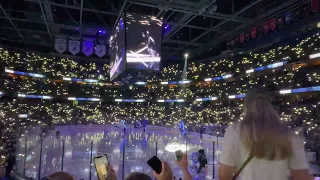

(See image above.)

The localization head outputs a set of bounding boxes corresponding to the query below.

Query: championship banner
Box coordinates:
[245,30,250,41]
[239,32,245,44]
[251,27,257,39]
[284,10,293,24]
[277,15,284,28]
[95,44,107,58]
[269,18,276,31]
[54,37,67,54]
[82,39,94,57]
[311,0,319,13]
[257,24,263,36]
[68,39,80,55]
[263,21,269,34]
[301,2,310,17]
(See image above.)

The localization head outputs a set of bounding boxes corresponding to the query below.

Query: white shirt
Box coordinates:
[220,124,309,180]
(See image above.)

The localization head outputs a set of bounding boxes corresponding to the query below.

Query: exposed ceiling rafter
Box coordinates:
[168,0,265,56]
[0,4,24,41]
[38,0,52,39]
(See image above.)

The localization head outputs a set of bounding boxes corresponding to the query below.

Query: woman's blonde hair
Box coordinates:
[240,89,293,160]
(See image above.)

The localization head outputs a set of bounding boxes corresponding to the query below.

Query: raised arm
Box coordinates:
[177,154,193,180]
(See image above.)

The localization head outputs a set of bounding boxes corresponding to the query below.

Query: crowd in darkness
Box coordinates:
[0,31,320,175]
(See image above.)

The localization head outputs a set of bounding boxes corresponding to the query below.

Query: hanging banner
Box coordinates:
[284,10,293,24]
[251,27,257,39]
[293,7,301,22]
[277,15,284,28]
[245,30,250,41]
[239,32,245,44]
[269,18,277,31]
[263,21,269,33]
[95,44,107,58]
[257,24,263,36]
[301,2,310,17]
[68,39,80,55]
[54,37,67,54]
[82,39,94,57]
[311,0,319,13]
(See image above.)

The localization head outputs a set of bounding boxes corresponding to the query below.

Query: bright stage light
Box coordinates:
[184,53,189,58]
[165,143,189,153]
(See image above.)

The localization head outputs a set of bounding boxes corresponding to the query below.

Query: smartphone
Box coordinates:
[147,156,162,174]
[175,150,183,161]
[94,154,109,180]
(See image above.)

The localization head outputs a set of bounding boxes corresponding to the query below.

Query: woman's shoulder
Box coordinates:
[224,123,241,137]
[226,123,241,132]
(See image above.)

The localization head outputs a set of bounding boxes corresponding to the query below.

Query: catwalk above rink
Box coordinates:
[16,125,223,180]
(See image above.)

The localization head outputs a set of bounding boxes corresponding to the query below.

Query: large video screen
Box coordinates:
[126,13,163,70]
[110,17,126,81]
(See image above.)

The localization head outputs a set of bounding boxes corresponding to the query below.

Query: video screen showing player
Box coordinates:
[126,13,163,70]
[110,17,126,80]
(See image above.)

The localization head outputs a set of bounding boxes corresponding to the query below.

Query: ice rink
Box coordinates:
[16,125,222,180]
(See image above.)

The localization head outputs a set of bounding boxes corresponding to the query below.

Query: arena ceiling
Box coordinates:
[0,0,307,60]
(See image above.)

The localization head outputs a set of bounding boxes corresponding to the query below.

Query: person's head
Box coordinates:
[198,149,205,154]
[241,89,293,160]
[126,172,152,180]
[47,172,74,180]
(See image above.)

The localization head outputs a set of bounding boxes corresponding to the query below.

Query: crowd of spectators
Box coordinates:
[0,31,320,177]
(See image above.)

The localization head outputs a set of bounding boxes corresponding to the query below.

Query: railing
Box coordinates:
[15,125,223,180]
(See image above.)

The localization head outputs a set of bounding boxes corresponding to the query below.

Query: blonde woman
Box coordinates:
[219,89,314,180]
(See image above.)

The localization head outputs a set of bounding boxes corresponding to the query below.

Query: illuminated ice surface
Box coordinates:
[16,125,222,180]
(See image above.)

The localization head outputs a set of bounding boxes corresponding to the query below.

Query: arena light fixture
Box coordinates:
[4,68,14,73]
[267,62,285,69]
[165,143,189,153]
[63,77,72,81]
[18,94,26,98]
[246,69,254,74]
[18,114,28,118]
[222,74,232,79]
[209,97,218,101]
[135,82,146,85]
[115,99,123,102]
[279,89,292,94]
[67,97,76,101]
[84,79,98,83]
[179,80,191,84]
[160,82,168,85]
[309,52,320,59]
[135,99,145,102]
[42,96,52,99]
[184,53,189,58]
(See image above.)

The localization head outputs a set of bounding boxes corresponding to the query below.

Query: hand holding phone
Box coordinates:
[175,150,183,161]
[94,154,109,180]
[147,156,162,174]
[150,159,173,180]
